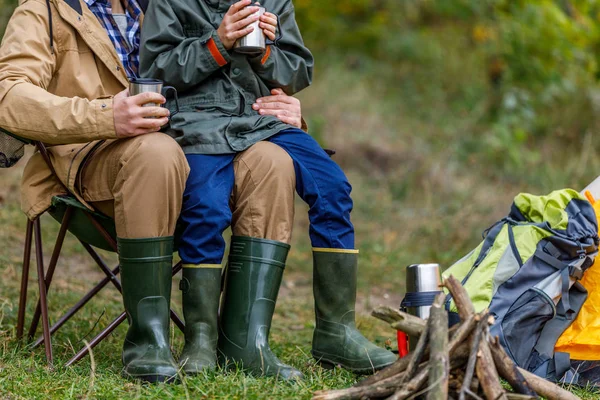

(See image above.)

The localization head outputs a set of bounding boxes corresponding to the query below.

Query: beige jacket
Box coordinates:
[0,0,133,218]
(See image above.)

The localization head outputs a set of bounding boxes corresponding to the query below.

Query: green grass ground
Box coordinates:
[2,48,600,397]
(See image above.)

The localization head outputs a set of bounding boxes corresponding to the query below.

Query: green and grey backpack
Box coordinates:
[443,189,599,382]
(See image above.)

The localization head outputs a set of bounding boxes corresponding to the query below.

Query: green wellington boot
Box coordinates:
[178,265,222,374]
[311,250,397,374]
[118,237,178,383]
[218,236,304,380]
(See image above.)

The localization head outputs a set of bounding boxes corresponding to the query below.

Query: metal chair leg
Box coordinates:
[16,219,34,340]
[65,312,127,367]
[33,219,53,367]
[32,265,120,349]
[28,207,73,339]
[80,241,122,292]
[83,213,117,252]
[170,261,184,332]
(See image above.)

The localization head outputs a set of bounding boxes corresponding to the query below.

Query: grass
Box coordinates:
[2,17,600,399]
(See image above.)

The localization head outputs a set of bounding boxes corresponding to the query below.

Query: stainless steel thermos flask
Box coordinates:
[400,263,443,351]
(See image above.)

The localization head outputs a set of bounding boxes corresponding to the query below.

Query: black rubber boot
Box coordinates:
[312,250,397,374]
[218,236,304,380]
[118,237,178,383]
[179,266,221,374]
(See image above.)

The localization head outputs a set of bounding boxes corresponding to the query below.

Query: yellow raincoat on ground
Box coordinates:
[555,193,600,360]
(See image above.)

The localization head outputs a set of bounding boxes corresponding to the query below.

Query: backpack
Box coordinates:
[443,189,599,382]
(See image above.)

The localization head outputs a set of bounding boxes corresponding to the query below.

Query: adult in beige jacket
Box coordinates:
[0,0,301,383]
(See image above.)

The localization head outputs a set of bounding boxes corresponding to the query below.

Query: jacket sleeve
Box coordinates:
[248,4,313,95]
[139,0,231,92]
[0,0,117,145]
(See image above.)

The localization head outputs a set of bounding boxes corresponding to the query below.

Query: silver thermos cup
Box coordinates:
[128,78,179,118]
[233,4,281,56]
[233,6,266,56]
[400,263,443,350]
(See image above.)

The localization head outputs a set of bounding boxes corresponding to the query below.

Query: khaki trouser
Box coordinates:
[77,133,295,242]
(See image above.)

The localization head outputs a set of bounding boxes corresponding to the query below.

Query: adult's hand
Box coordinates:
[253,89,303,128]
[217,0,260,50]
[113,89,170,138]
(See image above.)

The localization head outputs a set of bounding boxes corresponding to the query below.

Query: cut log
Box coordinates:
[313,370,407,400]
[388,349,471,400]
[475,335,508,400]
[386,365,430,400]
[488,337,537,397]
[401,315,430,383]
[372,306,427,329]
[517,368,581,400]
[459,314,487,400]
[443,276,475,320]
[506,394,539,400]
[354,349,420,388]
[427,293,449,400]
[448,313,477,353]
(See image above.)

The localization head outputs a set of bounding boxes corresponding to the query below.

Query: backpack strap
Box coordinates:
[445,219,507,315]
[533,246,576,315]
[531,283,587,379]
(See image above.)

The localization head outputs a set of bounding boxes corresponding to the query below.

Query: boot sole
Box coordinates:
[312,352,394,375]
[123,372,179,384]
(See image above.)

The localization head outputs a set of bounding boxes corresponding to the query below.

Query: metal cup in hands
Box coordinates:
[128,78,180,119]
[233,5,281,56]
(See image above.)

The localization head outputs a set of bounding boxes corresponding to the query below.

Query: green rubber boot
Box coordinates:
[179,265,222,374]
[312,250,397,374]
[118,237,178,383]
[218,236,304,380]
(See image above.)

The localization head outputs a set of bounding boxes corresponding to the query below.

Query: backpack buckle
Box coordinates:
[569,266,584,280]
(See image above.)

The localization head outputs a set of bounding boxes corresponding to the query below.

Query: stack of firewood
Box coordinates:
[313,276,580,400]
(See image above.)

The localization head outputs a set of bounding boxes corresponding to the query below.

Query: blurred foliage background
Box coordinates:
[2,0,600,318]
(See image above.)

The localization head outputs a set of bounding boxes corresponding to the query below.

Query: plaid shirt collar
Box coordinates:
[84,0,142,79]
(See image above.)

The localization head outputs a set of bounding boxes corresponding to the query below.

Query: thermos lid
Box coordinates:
[405,263,442,293]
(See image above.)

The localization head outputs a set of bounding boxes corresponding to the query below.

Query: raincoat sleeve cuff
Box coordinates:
[248,45,273,69]
[93,97,118,139]
[206,31,231,67]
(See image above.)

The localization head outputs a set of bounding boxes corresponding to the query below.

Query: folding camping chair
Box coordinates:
[8,134,184,368]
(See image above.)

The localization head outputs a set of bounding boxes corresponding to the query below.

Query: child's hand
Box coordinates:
[259,12,278,41]
[217,0,260,50]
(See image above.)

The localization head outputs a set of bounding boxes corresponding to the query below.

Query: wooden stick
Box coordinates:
[356,313,475,389]
[354,349,419,388]
[388,348,470,400]
[386,365,430,400]
[475,333,508,400]
[400,316,431,384]
[443,276,475,320]
[459,314,487,400]
[372,306,427,329]
[516,368,581,400]
[427,293,449,400]
[448,313,477,353]
[313,369,409,400]
[488,337,538,397]
[506,395,538,400]
[317,343,471,400]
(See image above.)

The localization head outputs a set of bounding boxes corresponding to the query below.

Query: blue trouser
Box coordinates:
[178,128,355,265]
